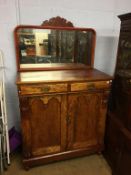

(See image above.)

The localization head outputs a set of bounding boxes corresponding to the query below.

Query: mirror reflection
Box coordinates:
[17,28,94,67]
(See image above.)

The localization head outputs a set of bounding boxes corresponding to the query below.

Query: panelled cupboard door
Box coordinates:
[20,94,67,158]
[67,92,108,150]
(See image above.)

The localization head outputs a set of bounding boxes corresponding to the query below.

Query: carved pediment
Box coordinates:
[42,16,74,27]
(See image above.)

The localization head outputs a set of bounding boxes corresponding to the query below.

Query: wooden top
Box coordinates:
[16,68,113,84]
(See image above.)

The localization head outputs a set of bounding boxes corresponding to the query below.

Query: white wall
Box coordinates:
[0,0,131,130]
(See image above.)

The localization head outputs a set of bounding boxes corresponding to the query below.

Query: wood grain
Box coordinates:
[17,68,112,168]
[19,83,67,95]
[17,69,112,84]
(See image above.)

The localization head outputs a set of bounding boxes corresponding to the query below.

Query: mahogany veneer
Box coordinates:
[16,68,112,169]
[15,17,112,169]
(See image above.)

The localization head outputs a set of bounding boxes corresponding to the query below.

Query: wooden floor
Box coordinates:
[4,153,112,175]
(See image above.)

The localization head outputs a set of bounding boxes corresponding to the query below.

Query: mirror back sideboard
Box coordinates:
[15,16,113,169]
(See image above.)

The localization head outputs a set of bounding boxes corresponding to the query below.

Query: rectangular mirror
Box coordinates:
[15,26,96,71]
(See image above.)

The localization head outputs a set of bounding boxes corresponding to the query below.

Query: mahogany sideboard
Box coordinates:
[14,17,112,169]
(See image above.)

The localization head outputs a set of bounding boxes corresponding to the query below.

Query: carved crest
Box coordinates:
[42,16,74,27]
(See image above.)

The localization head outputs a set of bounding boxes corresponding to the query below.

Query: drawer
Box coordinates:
[71,81,111,92]
[19,83,67,95]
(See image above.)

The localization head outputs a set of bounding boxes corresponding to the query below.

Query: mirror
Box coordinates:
[15,26,96,70]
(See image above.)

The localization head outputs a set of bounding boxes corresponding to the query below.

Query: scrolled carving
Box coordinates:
[42,16,74,27]
[20,97,30,112]
[102,91,110,108]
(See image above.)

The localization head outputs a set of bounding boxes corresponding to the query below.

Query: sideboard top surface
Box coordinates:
[16,68,113,84]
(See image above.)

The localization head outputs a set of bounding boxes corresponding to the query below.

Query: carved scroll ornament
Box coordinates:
[42,16,74,27]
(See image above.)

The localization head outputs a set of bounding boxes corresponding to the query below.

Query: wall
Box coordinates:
[0,0,131,130]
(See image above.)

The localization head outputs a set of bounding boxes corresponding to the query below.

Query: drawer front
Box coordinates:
[19,83,67,95]
[71,81,111,92]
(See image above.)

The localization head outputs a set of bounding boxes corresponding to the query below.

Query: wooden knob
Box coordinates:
[41,86,50,92]
[87,83,95,90]
[18,90,21,94]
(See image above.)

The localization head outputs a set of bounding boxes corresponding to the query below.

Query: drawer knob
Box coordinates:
[18,90,21,94]
[41,86,50,92]
[21,107,28,112]
[87,83,95,90]
[102,99,108,104]
[66,115,71,125]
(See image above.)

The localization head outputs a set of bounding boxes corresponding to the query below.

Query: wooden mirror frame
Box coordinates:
[14,16,96,72]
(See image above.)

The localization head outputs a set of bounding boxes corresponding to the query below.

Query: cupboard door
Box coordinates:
[67,92,101,150]
[20,94,67,158]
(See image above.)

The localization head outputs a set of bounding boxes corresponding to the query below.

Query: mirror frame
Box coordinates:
[14,17,96,72]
